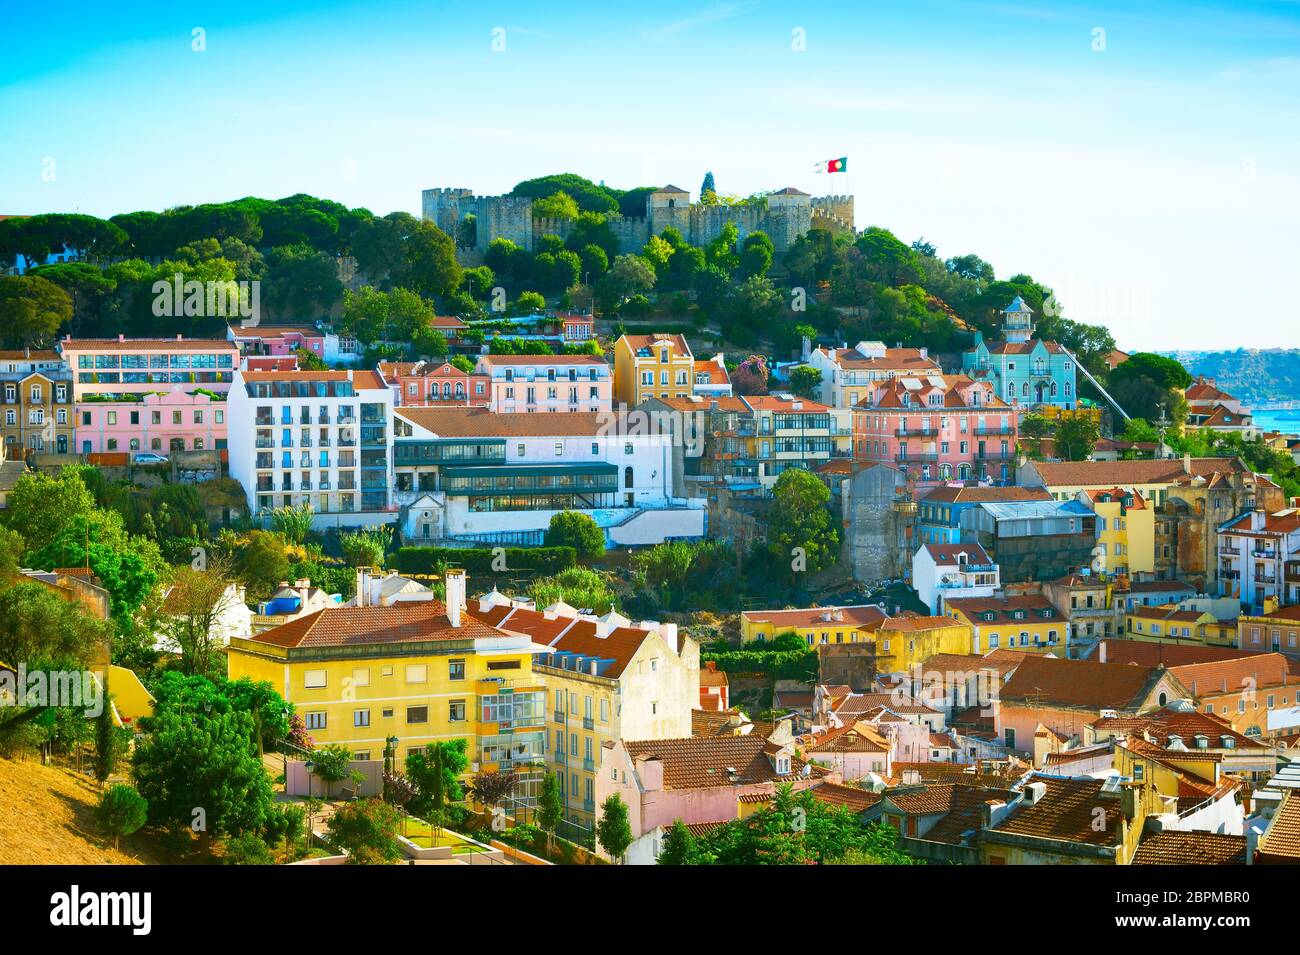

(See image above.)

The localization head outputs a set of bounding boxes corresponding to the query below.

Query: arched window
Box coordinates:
[939,464,952,480]
[1050,382,1058,396]
[624,466,634,489]
[1022,382,1029,396]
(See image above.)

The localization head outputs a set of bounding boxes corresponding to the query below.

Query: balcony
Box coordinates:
[553,710,566,724]
[895,452,938,463]
[583,758,596,772]
[582,716,594,730]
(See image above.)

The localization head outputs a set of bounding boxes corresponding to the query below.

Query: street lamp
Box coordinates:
[384,736,399,776]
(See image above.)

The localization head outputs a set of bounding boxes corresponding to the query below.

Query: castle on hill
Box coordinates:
[421,184,854,264]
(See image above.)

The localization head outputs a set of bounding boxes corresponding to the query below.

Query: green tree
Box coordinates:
[97,784,148,849]
[405,738,469,821]
[596,793,633,864]
[700,171,716,200]
[326,798,403,864]
[532,191,581,219]
[0,274,74,347]
[270,503,314,544]
[740,231,774,278]
[787,366,823,400]
[2,467,96,547]
[310,743,356,797]
[219,832,276,865]
[537,771,563,856]
[657,819,696,865]
[544,511,606,561]
[1054,414,1100,461]
[767,468,841,580]
[340,525,391,568]
[132,706,274,846]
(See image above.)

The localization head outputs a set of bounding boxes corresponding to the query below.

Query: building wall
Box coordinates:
[74,390,225,454]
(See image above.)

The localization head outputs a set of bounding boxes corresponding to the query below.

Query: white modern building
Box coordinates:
[911,542,1001,613]
[392,406,705,546]
[1217,508,1300,612]
[227,368,395,527]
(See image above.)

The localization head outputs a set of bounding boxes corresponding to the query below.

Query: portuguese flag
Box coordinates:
[821,157,847,174]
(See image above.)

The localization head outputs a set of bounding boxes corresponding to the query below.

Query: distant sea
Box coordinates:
[1253,408,1300,436]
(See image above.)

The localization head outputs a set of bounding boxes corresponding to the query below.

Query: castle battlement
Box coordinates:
[422,184,855,264]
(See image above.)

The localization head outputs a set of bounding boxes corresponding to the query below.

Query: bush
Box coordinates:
[97,784,148,849]
[543,511,605,561]
[395,546,576,577]
[219,832,276,865]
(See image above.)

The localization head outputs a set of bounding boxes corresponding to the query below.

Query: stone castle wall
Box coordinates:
[421,187,855,265]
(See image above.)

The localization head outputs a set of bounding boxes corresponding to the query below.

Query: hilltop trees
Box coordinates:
[768,468,841,581]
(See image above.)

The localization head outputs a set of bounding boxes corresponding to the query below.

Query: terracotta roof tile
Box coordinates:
[988,775,1124,846]
[997,656,1168,710]
[1132,831,1247,865]
[246,601,502,649]
[622,736,821,790]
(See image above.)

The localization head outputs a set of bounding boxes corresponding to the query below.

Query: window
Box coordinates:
[406,705,429,724]
[304,670,326,689]
[449,659,465,681]
[405,664,427,684]
[354,709,370,727]
[305,711,326,730]
[351,667,370,687]
[449,700,466,722]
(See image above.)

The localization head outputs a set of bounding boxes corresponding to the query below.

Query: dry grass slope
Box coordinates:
[0,757,162,865]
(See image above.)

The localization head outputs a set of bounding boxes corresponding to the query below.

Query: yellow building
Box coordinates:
[874,615,974,674]
[740,604,887,646]
[945,594,1069,655]
[226,570,550,801]
[1080,487,1155,577]
[0,352,74,456]
[1124,605,1219,645]
[614,333,694,407]
[473,593,699,829]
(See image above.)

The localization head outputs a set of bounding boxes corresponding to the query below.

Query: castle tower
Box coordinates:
[647,185,691,240]
[1001,296,1035,343]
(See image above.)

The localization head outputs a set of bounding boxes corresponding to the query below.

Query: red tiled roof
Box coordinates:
[919,484,1052,505]
[246,601,503,649]
[921,542,993,565]
[240,369,386,390]
[810,781,882,812]
[1132,831,1247,865]
[478,354,606,366]
[1259,789,1300,861]
[743,604,886,631]
[813,346,940,372]
[622,736,821,790]
[988,775,1124,846]
[997,656,1168,711]
[61,337,237,352]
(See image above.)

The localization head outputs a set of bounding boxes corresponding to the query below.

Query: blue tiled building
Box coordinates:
[963,297,1079,411]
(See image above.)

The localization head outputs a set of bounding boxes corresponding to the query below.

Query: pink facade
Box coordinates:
[476,354,612,413]
[75,390,226,454]
[378,360,489,407]
[227,324,327,359]
[59,335,239,455]
[854,374,1017,489]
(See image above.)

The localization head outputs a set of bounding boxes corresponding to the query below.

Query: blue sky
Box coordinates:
[2,0,1298,350]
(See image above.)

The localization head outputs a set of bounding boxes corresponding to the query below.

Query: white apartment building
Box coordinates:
[392,406,704,547]
[911,542,1001,613]
[805,341,942,408]
[1217,508,1300,612]
[227,369,394,526]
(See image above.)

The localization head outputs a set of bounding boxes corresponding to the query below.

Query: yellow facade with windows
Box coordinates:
[226,587,548,799]
[873,617,975,674]
[1085,488,1155,577]
[739,606,886,647]
[614,334,695,407]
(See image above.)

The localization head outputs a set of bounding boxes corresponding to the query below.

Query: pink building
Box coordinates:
[59,335,239,455]
[853,373,1016,489]
[377,360,489,407]
[227,324,328,361]
[475,354,612,413]
[77,390,226,455]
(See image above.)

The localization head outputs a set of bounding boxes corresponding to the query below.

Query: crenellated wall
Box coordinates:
[422,185,855,265]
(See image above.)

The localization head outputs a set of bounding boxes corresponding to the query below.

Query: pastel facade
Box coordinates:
[739,603,887,647]
[805,342,941,409]
[378,360,489,408]
[226,573,548,803]
[1082,486,1155,577]
[613,333,694,407]
[59,335,239,455]
[692,354,732,397]
[1217,509,1300,612]
[0,350,73,455]
[475,354,612,413]
[227,368,394,519]
[962,298,1079,410]
[854,374,1016,488]
[474,592,698,827]
[744,394,853,489]
[944,594,1070,655]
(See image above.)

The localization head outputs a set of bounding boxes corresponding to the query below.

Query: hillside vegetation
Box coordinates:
[1168,349,1300,404]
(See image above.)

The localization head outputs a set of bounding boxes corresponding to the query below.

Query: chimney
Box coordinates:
[445,569,466,628]
[1246,824,1262,865]
[1024,781,1047,805]
[635,754,663,792]
[1098,642,1107,663]
[1183,453,1192,475]
[355,567,366,607]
